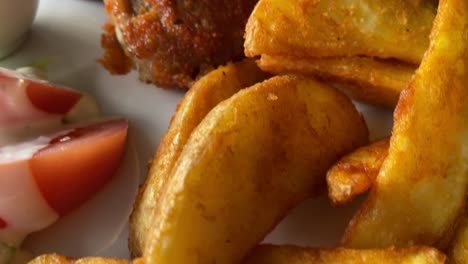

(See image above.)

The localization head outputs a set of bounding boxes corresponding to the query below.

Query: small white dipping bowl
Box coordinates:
[0,0,39,59]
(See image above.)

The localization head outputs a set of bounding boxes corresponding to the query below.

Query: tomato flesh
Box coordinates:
[0,69,82,115]
[25,82,81,114]
[29,119,128,215]
[0,217,6,229]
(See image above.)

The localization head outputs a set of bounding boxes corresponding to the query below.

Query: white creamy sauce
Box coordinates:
[0,68,99,253]
[0,128,74,246]
[0,67,100,127]
[0,76,52,125]
[0,127,72,163]
[0,68,100,145]
[0,158,59,247]
[0,137,50,163]
[0,118,62,147]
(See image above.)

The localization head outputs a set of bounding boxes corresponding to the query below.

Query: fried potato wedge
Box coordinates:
[258,55,416,108]
[145,75,368,263]
[245,0,436,64]
[129,60,270,257]
[245,0,432,108]
[449,213,467,264]
[29,254,130,264]
[342,0,468,248]
[243,245,446,264]
[327,137,389,206]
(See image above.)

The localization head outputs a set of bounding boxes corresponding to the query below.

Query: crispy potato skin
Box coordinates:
[245,0,434,108]
[144,75,368,264]
[128,60,269,257]
[27,245,448,264]
[245,0,436,64]
[243,245,446,264]
[258,55,416,108]
[342,0,468,249]
[101,0,258,88]
[28,254,130,264]
[449,213,468,264]
[327,137,389,206]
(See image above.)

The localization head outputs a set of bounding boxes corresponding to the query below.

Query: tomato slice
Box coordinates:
[0,68,82,115]
[29,119,128,215]
[0,217,6,229]
[25,82,81,114]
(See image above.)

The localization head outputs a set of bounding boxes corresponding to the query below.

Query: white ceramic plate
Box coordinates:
[0,0,393,260]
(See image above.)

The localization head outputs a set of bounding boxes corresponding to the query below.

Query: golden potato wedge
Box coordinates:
[327,137,389,206]
[449,212,467,264]
[28,254,130,264]
[129,60,270,257]
[245,0,433,108]
[245,0,436,64]
[243,244,446,264]
[258,55,416,108]
[145,75,368,263]
[342,0,468,249]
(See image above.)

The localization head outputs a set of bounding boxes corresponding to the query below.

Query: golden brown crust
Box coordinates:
[245,0,436,63]
[98,22,133,75]
[28,254,131,264]
[258,55,416,108]
[243,245,446,264]
[448,211,468,264]
[244,0,436,108]
[101,0,258,88]
[327,137,390,206]
[144,75,368,263]
[341,0,468,249]
[128,60,270,257]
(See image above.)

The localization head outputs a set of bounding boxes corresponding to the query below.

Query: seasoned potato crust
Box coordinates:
[244,245,446,264]
[29,254,131,264]
[129,60,269,257]
[342,0,468,249]
[145,75,368,263]
[327,137,389,206]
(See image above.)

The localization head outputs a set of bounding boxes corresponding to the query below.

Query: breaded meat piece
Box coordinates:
[99,0,258,89]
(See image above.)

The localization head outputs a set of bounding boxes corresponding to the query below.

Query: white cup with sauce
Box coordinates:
[0,0,39,59]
